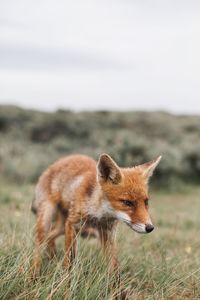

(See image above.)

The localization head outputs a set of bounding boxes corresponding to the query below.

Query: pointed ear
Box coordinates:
[138,156,162,181]
[97,154,122,184]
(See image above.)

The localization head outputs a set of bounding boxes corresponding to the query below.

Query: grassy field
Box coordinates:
[0,181,200,300]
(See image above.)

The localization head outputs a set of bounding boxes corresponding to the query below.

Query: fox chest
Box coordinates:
[76,216,117,231]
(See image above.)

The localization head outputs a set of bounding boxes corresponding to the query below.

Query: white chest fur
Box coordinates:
[92,200,114,219]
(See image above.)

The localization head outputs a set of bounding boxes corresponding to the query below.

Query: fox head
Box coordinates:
[97,154,162,234]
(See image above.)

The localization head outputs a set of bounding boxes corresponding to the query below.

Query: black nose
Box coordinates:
[145,224,154,233]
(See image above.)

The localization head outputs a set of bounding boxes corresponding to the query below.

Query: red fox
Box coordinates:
[32,153,161,274]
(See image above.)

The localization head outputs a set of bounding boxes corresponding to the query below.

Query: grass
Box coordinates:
[1,181,200,299]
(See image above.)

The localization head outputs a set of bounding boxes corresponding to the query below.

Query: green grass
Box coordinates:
[1,182,200,299]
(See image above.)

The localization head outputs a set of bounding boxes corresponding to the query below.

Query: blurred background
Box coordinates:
[0,0,200,187]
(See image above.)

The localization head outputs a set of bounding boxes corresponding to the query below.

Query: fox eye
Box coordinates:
[121,200,135,207]
[144,198,149,207]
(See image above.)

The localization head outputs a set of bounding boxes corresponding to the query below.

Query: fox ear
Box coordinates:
[97,154,122,184]
[138,156,162,181]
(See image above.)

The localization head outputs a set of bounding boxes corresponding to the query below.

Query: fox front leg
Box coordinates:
[99,223,119,274]
[99,224,127,300]
[64,220,77,268]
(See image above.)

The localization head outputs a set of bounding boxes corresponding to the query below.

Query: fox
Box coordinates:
[32,153,161,276]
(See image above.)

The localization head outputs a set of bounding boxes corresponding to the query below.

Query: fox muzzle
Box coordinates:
[145,223,154,233]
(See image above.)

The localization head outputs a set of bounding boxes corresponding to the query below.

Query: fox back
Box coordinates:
[32,155,97,214]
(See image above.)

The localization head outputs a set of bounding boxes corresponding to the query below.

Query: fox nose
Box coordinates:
[145,224,154,233]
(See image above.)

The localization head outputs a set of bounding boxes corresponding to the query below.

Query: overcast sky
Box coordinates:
[0,0,200,113]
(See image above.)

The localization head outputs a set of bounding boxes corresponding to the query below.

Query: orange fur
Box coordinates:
[32,153,161,276]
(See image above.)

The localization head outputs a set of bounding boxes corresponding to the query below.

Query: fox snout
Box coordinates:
[145,223,154,233]
[115,212,154,234]
[130,223,154,234]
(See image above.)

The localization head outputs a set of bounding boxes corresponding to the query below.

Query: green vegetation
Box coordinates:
[0,181,200,299]
[1,105,200,187]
